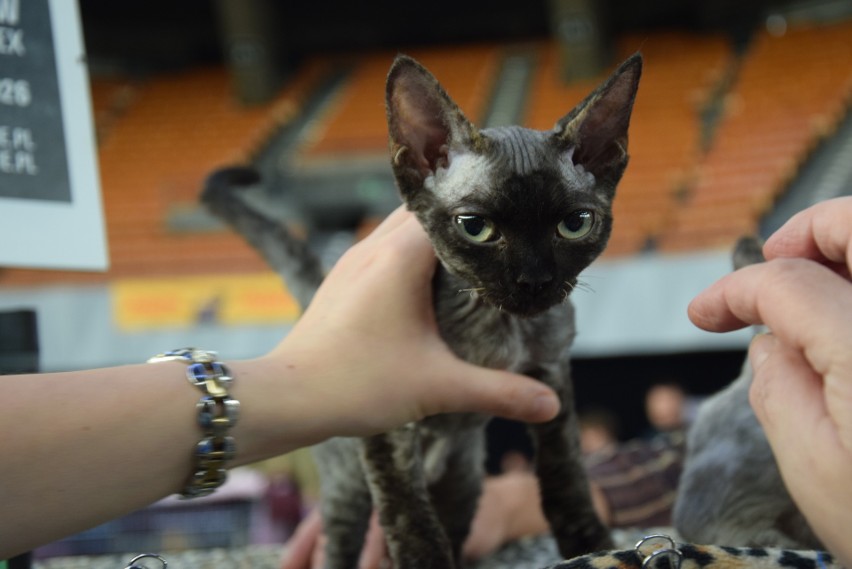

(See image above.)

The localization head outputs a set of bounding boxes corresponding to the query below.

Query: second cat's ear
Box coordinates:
[554,53,643,187]
[386,55,480,182]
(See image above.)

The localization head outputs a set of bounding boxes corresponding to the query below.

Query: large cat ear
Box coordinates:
[554,53,642,186]
[386,55,481,181]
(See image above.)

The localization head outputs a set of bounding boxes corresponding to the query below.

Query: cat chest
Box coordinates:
[459,328,529,371]
[437,313,534,371]
[439,312,571,374]
[419,415,487,484]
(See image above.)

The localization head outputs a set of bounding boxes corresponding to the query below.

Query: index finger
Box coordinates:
[333,206,435,285]
[352,206,434,264]
[765,196,852,275]
[361,206,413,242]
[688,258,852,377]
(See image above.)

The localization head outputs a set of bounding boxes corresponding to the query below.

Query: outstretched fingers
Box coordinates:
[764,196,852,278]
[342,206,436,286]
[688,259,852,359]
[361,206,414,242]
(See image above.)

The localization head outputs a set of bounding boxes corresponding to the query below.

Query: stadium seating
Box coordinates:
[2,21,850,288]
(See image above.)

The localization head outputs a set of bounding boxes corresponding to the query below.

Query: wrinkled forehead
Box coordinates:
[424,126,595,208]
[484,126,555,176]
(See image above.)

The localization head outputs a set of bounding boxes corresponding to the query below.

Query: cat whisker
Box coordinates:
[574,280,596,294]
[564,280,595,295]
[458,287,485,300]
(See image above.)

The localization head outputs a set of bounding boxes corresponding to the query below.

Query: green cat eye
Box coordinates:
[455,215,498,243]
[557,209,594,240]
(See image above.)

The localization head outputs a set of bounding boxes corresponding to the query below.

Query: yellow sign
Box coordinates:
[111,273,301,330]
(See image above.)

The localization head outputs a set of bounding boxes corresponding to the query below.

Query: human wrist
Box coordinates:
[788,462,852,567]
[147,349,240,498]
[799,490,852,568]
[225,346,344,465]
[223,356,307,464]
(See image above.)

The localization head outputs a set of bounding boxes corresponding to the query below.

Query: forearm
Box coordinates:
[0,356,311,558]
[0,208,563,558]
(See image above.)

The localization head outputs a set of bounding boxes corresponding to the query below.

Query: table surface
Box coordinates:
[33,529,677,569]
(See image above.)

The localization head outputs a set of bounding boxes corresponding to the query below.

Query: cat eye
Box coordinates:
[454,215,498,243]
[557,209,595,240]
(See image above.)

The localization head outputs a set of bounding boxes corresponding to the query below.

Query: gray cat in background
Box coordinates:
[203,53,642,568]
[673,236,821,549]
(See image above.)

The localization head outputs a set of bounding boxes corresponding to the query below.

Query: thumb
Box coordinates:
[431,362,561,423]
[748,333,827,451]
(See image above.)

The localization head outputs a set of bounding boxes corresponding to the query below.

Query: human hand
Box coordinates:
[262,206,560,446]
[463,471,550,560]
[281,509,388,569]
[687,197,852,565]
[0,207,561,558]
[281,472,550,569]
[280,508,324,569]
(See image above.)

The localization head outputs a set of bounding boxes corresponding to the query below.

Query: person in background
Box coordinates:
[579,408,620,455]
[643,381,687,437]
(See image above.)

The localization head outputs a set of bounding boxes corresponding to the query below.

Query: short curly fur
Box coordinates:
[203,53,642,568]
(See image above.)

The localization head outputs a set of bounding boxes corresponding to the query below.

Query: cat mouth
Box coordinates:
[475,286,568,317]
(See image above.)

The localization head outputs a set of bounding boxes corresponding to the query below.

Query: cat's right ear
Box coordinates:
[554,53,643,189]
[386,55,480,183]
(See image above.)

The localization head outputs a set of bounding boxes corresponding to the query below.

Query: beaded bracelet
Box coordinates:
[147,348,240,498]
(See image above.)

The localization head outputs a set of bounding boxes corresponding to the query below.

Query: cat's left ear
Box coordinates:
[386,55,481,184]
[554,53,642,188]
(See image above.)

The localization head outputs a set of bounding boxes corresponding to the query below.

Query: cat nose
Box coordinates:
[516,272,553,294]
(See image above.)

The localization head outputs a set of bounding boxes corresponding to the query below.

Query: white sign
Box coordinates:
[0,0,108,271]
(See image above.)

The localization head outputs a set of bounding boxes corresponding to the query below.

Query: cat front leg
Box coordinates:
[361,424,456,569]
[427,428,486,566]
[312,439,374,568]
[527,365,614,558]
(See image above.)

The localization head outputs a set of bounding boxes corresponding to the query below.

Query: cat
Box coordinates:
[202,53,642,568]
[672,236,822,549]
